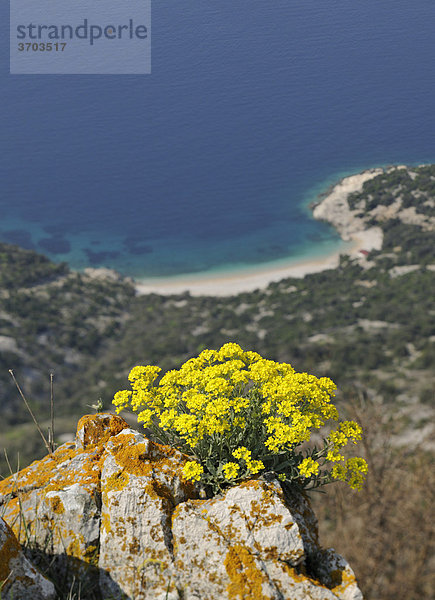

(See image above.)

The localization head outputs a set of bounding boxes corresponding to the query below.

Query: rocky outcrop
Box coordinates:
[313,169,384,254]
[313,165,435,258]
[0,414,363,600]
[0,516,56,600]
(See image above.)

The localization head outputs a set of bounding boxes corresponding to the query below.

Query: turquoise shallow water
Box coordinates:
[1,1,435,278]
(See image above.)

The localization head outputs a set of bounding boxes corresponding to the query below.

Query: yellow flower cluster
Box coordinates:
[223,462,240,479]
[113,343,367,492]
[298,457,320,478]
[182,461,204,482]
[326,421,363,462]
[232,447,264,474]
[332,457,368,491]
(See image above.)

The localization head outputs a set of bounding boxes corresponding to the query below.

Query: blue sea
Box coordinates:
[1,0,435,279]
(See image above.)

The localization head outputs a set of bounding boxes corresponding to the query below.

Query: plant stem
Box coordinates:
[8,370,52,455]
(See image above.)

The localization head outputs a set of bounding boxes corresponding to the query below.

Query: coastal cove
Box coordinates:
[134,168,386,296]
[133,160,434,296]
[2,1,435,281]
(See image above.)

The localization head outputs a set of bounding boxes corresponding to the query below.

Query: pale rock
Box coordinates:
[310,548,363,600]
[0,413,128,589]
[313,169,383,240]
[0,516,56,600]
[83,267,125,281]
[172,478,354,600]
[98,427,197,600]
[0,413,364,600]
[0,335,20,355]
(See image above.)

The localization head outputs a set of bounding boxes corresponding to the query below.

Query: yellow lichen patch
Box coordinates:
[249,499,283,527]
[83,544,99,567]
[66,533,86,560]
[107,435,197,500]
[149,524,164,543]
[107,435,152,477]
[224,543,271,600]
[0,445,75,497]
[277,563,310,583]
[48,495,65,514]
[105,470,130,492]
[108,436,170,477]
[101,511,112,534]
[76,413,129,449]
[328,567,358,595]
[277,561,336,594]
[0,442,104,503]
[1,497,21,531]
[0,522,20,581]
[128,537,140,555]
[152,480,176,504]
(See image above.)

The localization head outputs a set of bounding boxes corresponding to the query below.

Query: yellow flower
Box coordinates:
[137,409,153,427]
[332,457,368,490]
[298,457,319,478]
[232,446,251,461]
[328,429,348,449]
[327,449,344,463]
[223,462,240,479]
[128,365,161,383]
[217,343,244,361]
[112,390,132,413]
[345,457,368,491]
[339,421,363,442]
[247,459,264,474]
[112,344,367,493]
[182,461,204,482]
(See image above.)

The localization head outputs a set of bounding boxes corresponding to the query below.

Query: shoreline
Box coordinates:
[135,168,385,297]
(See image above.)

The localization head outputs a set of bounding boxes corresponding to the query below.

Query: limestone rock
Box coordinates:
[0,413,364,600]
[0,516,56,600]
[171,479,360,600]
[98,427,197,599]
[310,548,363,600]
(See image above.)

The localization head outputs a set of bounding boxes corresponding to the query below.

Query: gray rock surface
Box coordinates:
[0,413,364,600]
[0,516,56,600]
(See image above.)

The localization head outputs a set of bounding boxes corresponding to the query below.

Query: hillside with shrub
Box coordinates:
[0,165,433,599]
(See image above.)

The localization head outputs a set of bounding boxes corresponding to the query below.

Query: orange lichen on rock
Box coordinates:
[107,435,154,477]
[0,413,364,600]
[108,433,187,475]
[48,495,65,514]
[329,568,359,596]
[0,444,103,501]
[313,549,361,597]
[224,543,271,600]
[66,535,86,560]
[83,544,99,567]
[0,520,20,581]
[101,510,112,535]
[76,413,129,449]
[104,470,130,492]
[0,415,129,510]
[105,432,197,502]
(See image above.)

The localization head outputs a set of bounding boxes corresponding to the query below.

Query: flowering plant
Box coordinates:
[113,343,367,494]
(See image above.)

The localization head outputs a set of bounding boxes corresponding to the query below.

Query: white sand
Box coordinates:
[135,169,385,297]
[135,251,345,297]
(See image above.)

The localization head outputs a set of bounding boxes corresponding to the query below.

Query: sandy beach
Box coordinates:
[135,169,384,297]
[135,251,345,297]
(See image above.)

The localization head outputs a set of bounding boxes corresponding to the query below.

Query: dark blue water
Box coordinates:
[1,1,435,278]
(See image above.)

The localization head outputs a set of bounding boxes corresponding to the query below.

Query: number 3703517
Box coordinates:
[18,42,66,51]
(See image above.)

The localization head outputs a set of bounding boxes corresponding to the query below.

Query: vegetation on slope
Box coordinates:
[0,165,434,599]
[0,165,433,461]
